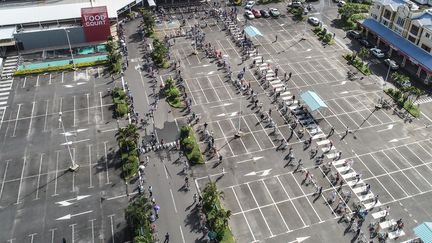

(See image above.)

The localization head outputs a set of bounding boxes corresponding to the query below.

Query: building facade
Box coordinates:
[359,0,432,84]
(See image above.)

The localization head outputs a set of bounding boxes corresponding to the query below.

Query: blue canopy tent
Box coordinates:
[414,222,432,243]
[300,91,327,111]
[244,26,263,38]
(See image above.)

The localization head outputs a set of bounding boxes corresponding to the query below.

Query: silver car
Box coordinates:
[384,58,398,70]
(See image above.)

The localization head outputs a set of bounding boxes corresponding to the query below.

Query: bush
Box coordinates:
[179,126,204,164]
[384,88,421,118]
[115,102,128,118]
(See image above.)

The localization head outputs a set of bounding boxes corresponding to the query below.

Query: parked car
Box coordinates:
[384,58,399,70]
[251,8,261,18]
[260,9,270,18]
[337,0,346,6]
[288,1,303,8]
[244,10,255,19]
[308,16,320,26]
[245,1,255,9]
[370,48,385,58]
[359,38,372,48]
[346,30,361,39]
[269,8,280,17]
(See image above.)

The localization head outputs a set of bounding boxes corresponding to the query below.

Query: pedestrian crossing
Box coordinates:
[0,79,12,108]
[413,96,432,105]
[1,55,19,79]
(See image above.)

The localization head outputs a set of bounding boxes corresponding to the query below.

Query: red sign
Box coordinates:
[81,6,111,42]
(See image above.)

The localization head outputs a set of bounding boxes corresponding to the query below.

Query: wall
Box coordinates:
[418,28,432,53]
[14,27,86,50]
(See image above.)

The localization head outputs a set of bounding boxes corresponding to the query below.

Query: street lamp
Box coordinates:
[64,29,76,69]
[59,112,79,171]
[384,62,392,86]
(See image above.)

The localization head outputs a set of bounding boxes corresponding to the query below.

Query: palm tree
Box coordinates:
[117,124,139,142]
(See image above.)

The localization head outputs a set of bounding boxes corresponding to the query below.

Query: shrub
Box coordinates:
[189,149,202,164]
[115,103,129,117]
[179,126,204,164]
[14,60,108,75]
[180,126,190,138]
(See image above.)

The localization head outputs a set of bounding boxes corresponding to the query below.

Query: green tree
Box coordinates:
[391,72,409,86]
[338,3,370,20]
[140,8,155,36]
[151,39,168,67]
[358,47,370,60]
[117,124,139,142]
[125,197,153,242]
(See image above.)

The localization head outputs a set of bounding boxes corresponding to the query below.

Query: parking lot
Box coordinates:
[0,67,131,242]
[160,6,432,242]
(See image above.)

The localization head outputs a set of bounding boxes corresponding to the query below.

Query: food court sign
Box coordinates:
[81,6,111,42]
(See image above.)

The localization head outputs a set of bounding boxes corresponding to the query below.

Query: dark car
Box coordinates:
[359,38,372,48]
[260,9,270,18]
[346,30,361,39]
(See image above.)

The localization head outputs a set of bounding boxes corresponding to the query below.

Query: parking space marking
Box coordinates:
[88,145,93,188]
[12,103,22,137]
[215,120,235,155]
[108,214,115,243]
[49,74,52,85]
[99,92,104,123]
[290,174,323,222]
[183,77,197,105]
[27,101,36,137]
[0,160,10,201]
[70,223,76,243]
[242,116,263,151]
[28,233,37,243]
[71,148,76,192]
[231,187,256,241]
[261,179,291,232]
[16,156,26,204]
[276,176,307,227]
[228,118,249,153]
[52,151,60,196]
[195,78,210,103]
[89,219,96,243]
[50,228,56,243]
[73,96,77,127]
[86,94,90,124]
[43,100,49,132]
[246,183,274,237]
[104,141,111,184]
[35,75,40,87]
[34,153,44,200]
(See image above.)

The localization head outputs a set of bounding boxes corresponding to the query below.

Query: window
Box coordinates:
[383,9,392,19]
[410,25,419,35]
[371,13,377,19]
[421,44,431,52]
[396,17,405,27]
[426,33,431,38]
[408,35,417,43]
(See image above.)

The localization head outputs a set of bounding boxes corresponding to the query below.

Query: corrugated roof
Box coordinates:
[414,222,432,243]
[0,0,135,26]
[376,0,407,10]
[413,12,432,26]
[360,18,432,73]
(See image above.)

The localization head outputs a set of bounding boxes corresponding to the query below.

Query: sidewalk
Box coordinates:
[122,18,205,242]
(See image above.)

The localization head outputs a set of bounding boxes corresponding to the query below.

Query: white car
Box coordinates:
[244,10,255,19]
[384,58,399,70]
[245,1,255,9]
[308,16,320,26]
[370,48,385,58]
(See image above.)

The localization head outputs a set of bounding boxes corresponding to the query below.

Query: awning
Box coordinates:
[147,0,156,7]
[300,90,327,111]
[244,26,263,37]
[414,222,432,243]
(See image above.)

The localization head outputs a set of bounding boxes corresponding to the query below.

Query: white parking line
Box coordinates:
[50,228,56,243]
[22,76,27,88]
[215,121,235,156]
[261,179,291,232]
[27,101,36,137]
[34,153,44,200]
[276,175,307,227]
[290,173,323,222]
[89,219,96,243]
[35,75,40,87]
[70,223,76,243]
[11,103,22,137]
[108,214,115,243]
[104,141,110,184]
[52,151,60,196]
[86,94,90,124]
[28,233,37,243]
[99,92,104,122]
[43,100,49,132]
[73,96,77,127]
[170,188,178,213]
[88,145,93,188]
[0,160,10,201]
[246,183,274,236]
[15,156,26,204]
[231,187,256,242]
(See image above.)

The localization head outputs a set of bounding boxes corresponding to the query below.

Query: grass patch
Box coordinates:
[258,0,283,4]
[14,60,108,75]
[179,126,204,164]
[343,53,371,75]
[384,88,421,118]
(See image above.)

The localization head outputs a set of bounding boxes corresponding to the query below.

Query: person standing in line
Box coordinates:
[148,186,153,197]
[193,193,198,204]
[164,232,170,243]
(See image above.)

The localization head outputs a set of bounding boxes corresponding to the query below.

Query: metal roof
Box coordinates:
[414,222,432,243]
[360,18,432,73]
[0,26,16,40]
[0,0,135,26]
[300,91,327,111]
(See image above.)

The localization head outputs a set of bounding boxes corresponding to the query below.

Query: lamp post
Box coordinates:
[59,112,79,171]
[384,62,392,86]
[64,29,76,69]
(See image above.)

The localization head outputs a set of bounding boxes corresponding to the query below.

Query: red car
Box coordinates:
[251,8,261,18]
